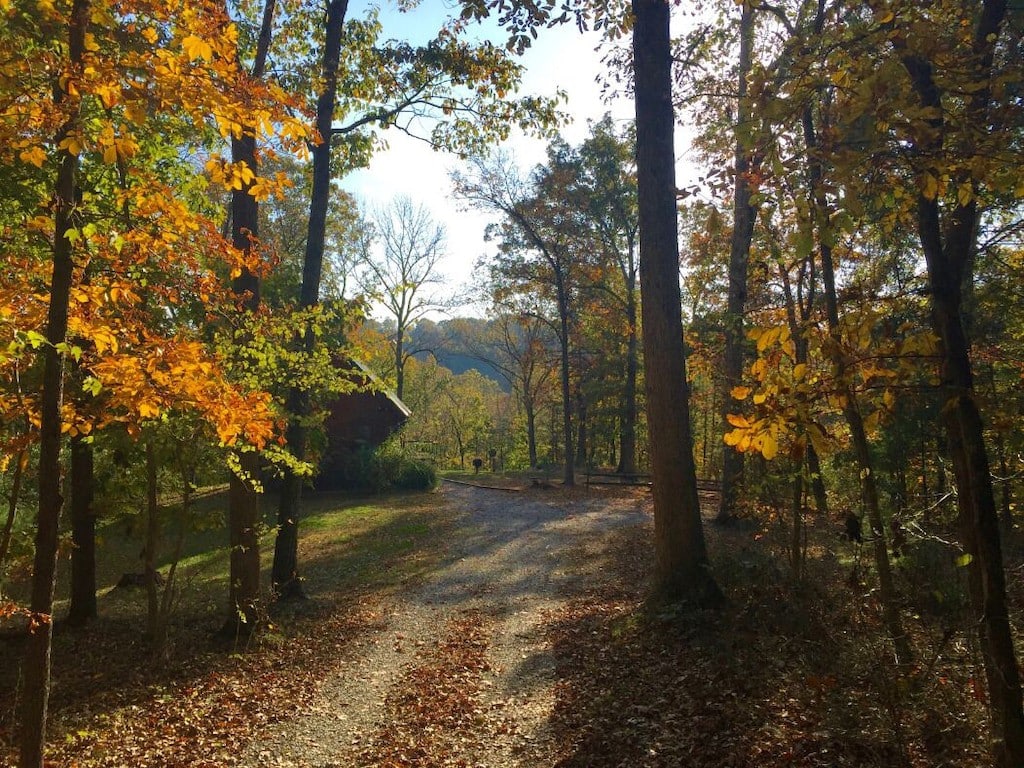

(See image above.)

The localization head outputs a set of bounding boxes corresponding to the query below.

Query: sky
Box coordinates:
[338,1,707,319]
[338,1,636,314]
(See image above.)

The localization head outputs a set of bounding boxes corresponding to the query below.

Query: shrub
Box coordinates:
[328,446,436,494]
[393,458,437,491]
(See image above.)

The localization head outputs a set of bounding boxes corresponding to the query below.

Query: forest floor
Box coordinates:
[0,480,1001,767]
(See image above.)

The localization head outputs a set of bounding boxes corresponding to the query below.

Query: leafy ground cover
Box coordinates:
[0,490,460,766]
[0,483,1014,767]
[545,515,997,768]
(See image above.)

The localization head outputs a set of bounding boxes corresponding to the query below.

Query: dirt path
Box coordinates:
[248,482,649,768]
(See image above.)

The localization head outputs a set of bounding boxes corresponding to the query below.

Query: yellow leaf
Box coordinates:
[138,401,160,419]
[19,146,46,167]
[753,392,767,405]
[723,429,744,447]
[182,34,213,62]
[731,385,752,400]
[726,413,750,428]
[877,9,894,24]
[760,433,779,461]
[757,326,780,352]
[59,135,83,156]
[793,363,807,381]
[921,172,939,200]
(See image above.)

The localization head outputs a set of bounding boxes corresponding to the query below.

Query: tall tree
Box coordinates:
[224,0,278,633]
[566,117,641,476]
[454,152,580,486]
[272,0,350,602]
[632,0,719,602]
[717,1,758,523]
[885,0,1024,760]
[357,197,448,402]
[18,0,90,761]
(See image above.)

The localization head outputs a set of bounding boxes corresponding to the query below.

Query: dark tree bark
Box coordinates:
[525,398,538,468]
[632,0,719,604]
[555,272,575,486]
[273,0,349,601]
[225,128,265,634]
[224,0,278,631]
[574,383,587,468]
[143,438,161,642]
[617,283,639,476]
[895,3,1024,761]
[0,446,27,589]
[717,1,758,524]
[66,436,96,625]
[19,2,89,764]
[804,103,911,665]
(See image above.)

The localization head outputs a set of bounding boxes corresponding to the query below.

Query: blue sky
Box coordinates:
[338,1,634,310]
[339,1,706,317]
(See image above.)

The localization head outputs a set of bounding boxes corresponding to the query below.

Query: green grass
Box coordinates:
[2,486,457,628]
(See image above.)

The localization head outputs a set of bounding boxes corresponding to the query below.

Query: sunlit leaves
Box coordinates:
[0,0,317,470]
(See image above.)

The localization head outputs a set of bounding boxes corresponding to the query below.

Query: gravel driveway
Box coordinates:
[247,481,650,768]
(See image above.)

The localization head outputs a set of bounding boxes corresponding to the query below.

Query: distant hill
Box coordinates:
[408,318,509,391]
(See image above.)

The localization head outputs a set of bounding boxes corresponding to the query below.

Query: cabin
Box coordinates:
[315,359,411,489]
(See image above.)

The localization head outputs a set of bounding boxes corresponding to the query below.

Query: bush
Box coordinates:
[328,446,436,494]
[393,458,437,491]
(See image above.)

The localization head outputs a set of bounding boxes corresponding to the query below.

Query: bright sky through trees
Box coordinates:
[341,1,635,307]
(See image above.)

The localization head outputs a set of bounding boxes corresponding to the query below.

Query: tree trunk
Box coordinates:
[225,130,265,634]
[395,332,405,401]
[273,0,349,601]
[556,277,575,486]
[922,203,1024,762]
[717,1,757,524]
[777,248,829,519]
[617,288,639,475]
[19,2,88,763]
[632,0,720,604]
[790,465,804,580]
[574,384,587,469]
[996,434,1012,532]
[0,447,27,590]
[67,436,96,625]
[803,99,910,665]
[896,4,1024,758]
[524,397,538,469]
[143,437,163,648]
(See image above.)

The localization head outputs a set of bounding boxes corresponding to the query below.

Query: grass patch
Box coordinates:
[0,486,459,765]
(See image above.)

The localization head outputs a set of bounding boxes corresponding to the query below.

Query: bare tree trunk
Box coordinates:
[574,384,587,469]
[803,99,911,665]
[225,129,265,634]
[633,0,720,604]
[0,448,27,591]
[223,0,278,628]
[143,438,162,649]
[524,397,538,469]
[19,2,88,763]
[273,0,349,601]
[895,5,1023,758]
[790,464,804,580]
[717,1,758,524]
[556,278,575,486]
[67,436,96,625]
[618,290,639,475]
